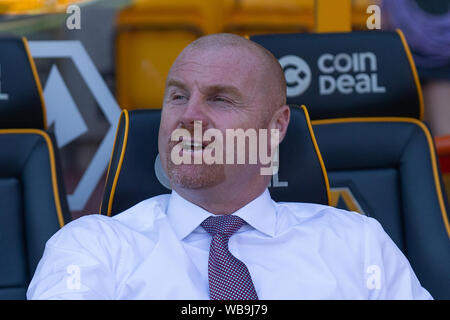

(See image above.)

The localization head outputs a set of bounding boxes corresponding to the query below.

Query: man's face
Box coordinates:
[158,46,272,190]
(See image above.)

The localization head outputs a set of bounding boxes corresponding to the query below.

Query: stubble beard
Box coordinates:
[164,147,226,190]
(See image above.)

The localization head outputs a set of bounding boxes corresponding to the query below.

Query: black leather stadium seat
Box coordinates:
[252,30,450,299]
[251,30,424,120]
[0,37,71,299]
[100,105,330,216]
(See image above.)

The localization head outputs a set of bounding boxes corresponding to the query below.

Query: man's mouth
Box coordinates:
[181,139,209,152]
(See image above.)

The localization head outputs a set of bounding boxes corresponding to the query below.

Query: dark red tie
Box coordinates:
[201,215,258,300]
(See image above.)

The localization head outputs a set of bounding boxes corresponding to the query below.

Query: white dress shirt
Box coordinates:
[27,189,432,300]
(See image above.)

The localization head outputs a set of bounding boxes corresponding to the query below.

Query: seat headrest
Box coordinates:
[251,30,423,120]
[101,105,330,216]
[0,37,46,130]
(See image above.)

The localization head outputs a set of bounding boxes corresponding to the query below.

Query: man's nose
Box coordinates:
[179,94,210,130]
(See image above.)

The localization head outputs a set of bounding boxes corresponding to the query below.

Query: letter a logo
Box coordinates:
[66,5,81,30]
[366,5,381,30]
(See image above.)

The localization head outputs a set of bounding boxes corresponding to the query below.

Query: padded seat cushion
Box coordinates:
[0,131,66,299]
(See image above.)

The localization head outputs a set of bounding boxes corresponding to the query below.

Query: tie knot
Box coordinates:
[201,215,246,237]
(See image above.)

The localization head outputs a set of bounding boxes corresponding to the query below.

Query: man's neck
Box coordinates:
[172,180,269,215]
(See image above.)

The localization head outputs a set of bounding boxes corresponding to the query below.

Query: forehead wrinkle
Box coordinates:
[170,54,253,90]
[198,84,245,102]
[166,75,243,96]
[166,78,188,90]
[170,55,231,76]
[167,59,235,92]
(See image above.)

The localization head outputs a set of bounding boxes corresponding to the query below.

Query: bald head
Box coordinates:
[170,33,287,115]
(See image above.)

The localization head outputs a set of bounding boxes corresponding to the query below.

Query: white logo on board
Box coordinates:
[29,41,121,211]
[279,55,312,97]
[318,52,386,95]
[279,52,386,97]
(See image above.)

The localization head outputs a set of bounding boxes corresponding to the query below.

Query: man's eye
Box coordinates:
[213,96,230,103]
[173,94,187,101]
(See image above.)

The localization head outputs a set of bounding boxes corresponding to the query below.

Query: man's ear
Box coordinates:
[270,105,290,144]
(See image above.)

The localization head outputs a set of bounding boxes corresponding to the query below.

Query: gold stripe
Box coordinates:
[312,117,416,126]
[396,29,424,121]
[0,129,65,227]
[22,37,48,130]
[300,105,331,206]
[330,189,340,207]
[107,109,130,217]
[99,111,125,214]
[341,190,363,213]
[312,117,450,238]
[330,187,365,215]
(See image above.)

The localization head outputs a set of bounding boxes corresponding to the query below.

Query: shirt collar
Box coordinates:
[166,189,277,240]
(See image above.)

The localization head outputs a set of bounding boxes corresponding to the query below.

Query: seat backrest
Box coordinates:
[100,105,330,216]
[312,118,450,299]
[0,37,47,129]
[251,30,450,299]
[251,30,424,120]
[0,37,70,299]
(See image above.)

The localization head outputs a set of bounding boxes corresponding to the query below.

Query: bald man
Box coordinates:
[27,34,432,300]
